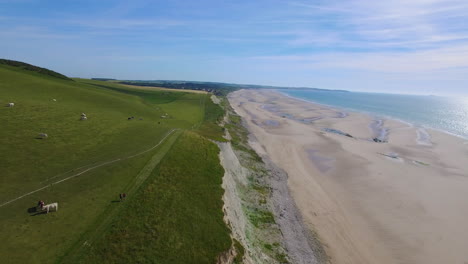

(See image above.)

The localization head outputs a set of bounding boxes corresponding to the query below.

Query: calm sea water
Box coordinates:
[277,89,468,138]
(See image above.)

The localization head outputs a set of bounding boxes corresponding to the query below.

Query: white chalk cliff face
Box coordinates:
[230,89,468,264]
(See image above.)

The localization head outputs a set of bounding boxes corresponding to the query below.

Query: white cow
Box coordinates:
[7,103,14,107]
[37,203,58,214]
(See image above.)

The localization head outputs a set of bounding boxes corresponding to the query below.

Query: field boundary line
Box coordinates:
[0,129,177,208]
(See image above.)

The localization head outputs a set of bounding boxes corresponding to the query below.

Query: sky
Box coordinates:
[1,0,468,95]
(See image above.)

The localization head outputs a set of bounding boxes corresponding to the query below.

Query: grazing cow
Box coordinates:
[52,99,57,102]
[7,103,14,107]
[80,116,87,120]
[37,202,58,214]
[38,133,48,139]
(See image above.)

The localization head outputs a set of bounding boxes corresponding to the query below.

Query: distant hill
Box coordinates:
[91,78,116,81]
[0,59,72,81]
[118,80,349,96]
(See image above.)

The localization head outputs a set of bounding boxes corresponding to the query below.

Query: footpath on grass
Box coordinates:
[60,129,182,263]
[0,129,178,208]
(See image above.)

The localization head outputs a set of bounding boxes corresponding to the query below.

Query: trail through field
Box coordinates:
[60,129,182,263]
[191,93,207,129]
[0,129,178,208]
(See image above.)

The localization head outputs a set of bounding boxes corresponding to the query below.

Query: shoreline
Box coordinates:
[275,89,468,141]
[218,96,324,263]
[229,89,468,264]
[248,131,325,264]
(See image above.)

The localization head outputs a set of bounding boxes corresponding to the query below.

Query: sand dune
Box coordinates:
[229,89,468,264]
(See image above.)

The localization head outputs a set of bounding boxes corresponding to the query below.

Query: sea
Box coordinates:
[277,89,468,139]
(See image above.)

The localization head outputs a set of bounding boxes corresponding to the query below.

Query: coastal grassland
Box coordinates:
[118,83,208,94]
[77,131,231,264]
[196,95,227,141]
[0,59,71,80]
[76,79,206,129]
[0,64,211,263]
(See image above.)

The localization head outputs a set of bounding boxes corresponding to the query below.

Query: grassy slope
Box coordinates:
[78,132,231,264]
[0,59,72,81]
[78,79,205,130]
[196,96,226,142]
[0,65,215,263]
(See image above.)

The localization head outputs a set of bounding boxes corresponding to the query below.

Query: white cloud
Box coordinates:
[250,44,468,73]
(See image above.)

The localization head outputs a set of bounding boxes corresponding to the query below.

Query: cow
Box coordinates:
[37,202,58,214]
[7,103,14,107]
[38,133,48,139]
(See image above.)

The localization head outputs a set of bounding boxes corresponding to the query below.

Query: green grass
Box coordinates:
[247,208,275,228]
[0,64,229,263]
[233,239,245,264]
[225,114,262,162]
[1,143,170,264]
[77,79,187,104]
[58,130,183,264]
[77,79,205,129]
[77,131,231,264]
[196,95,226,141]
[0,68,198,203]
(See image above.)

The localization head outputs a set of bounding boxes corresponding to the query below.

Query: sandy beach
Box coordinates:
[229,89,468,264]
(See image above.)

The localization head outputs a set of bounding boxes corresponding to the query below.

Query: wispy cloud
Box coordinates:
[0,26,78,40]
[68,18,186,30]
[283,0,468,49]
[250,44,468,73]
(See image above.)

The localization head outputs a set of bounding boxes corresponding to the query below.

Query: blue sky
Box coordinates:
[1,0,468,95]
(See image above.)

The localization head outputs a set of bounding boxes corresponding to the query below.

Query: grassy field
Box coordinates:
[0,63,230,263]
[72,132,231,264]
[195,96,226,142]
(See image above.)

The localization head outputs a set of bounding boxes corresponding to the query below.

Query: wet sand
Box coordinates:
[229,89,468,264]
